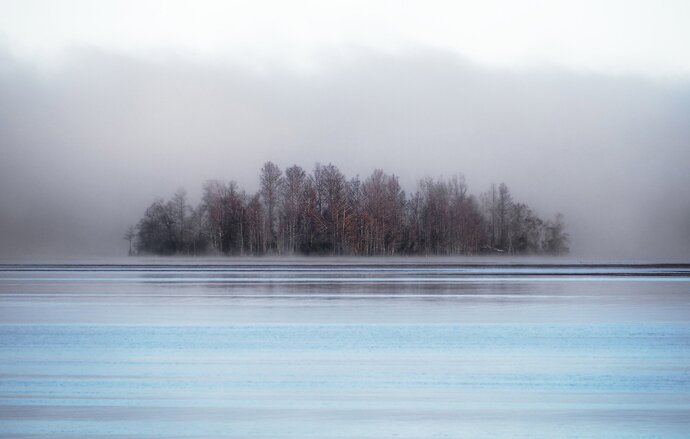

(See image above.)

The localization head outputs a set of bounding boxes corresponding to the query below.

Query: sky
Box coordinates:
[0,0,689,259]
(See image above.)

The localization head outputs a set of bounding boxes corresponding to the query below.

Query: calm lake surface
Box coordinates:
[1,259,689,438]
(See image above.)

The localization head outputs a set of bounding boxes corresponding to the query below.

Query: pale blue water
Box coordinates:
[1,261,689,438]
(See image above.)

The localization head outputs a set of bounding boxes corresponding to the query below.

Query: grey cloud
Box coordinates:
[0,46,688,259]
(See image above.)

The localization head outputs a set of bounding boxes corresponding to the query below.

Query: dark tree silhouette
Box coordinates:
[132,162,569,257]
[123,225,136,256]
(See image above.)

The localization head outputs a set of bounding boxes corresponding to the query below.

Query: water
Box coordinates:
[1,260,689,438]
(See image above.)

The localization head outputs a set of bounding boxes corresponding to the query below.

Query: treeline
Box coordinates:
[125,162,569,256]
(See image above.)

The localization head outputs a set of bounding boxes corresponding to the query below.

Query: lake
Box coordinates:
[1,259,689,438]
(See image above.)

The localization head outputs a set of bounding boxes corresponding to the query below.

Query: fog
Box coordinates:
[0,46,688,260]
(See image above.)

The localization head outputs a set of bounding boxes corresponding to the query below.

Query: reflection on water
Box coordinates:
[1,261,689,438]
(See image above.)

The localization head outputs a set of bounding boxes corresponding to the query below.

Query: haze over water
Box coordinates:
[2,2,689,437]
[1,259,689,438]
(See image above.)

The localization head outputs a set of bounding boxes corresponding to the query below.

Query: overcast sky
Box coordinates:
[0,0,689,259]
[2,0,690,77]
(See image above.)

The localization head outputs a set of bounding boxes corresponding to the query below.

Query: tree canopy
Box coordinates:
[130,162,569,256]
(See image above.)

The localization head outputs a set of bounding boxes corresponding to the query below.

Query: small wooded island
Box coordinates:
[126,162,569,256]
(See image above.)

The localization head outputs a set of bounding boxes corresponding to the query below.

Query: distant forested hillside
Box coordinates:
[125,162,568,256]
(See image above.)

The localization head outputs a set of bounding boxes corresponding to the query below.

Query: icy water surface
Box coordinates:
[1,260,689,438]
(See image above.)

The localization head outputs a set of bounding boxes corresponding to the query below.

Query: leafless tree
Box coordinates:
[133,162,568,257]
[281,165,306,254]
[123,225,136,256]
[260,161,283,253]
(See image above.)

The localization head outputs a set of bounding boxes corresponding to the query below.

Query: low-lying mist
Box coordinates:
[1,46,688,260]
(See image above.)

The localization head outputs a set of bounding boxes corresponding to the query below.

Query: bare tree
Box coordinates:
[136,198,176,255]
[319,163,348,254]
[260,161,283,253]
[132,161,568,257]
[123,225,136,256]
[201,180,226,253]
[497,183,513,251]
[282,165,306,254]
[245,192,264,255]
[170,188,191,253]
[543,213,570,255]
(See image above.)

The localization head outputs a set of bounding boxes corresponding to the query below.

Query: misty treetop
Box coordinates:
[128,162,569,256]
